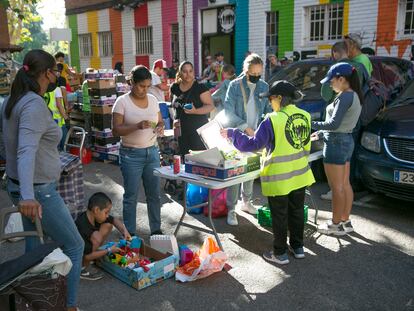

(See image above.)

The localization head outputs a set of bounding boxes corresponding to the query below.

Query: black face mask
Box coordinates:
[46,82,57,93]
[248,75,261,84]
[46,71,57,93]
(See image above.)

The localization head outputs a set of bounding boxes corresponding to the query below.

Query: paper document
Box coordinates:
[196,120,238,153]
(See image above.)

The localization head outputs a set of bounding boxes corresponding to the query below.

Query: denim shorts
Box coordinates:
[323,132,354,165]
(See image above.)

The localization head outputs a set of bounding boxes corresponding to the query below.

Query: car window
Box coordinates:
[271,63,330,101]
[372,59,413,100]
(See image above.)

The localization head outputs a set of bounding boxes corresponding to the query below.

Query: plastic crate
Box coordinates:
[257,204,308,227]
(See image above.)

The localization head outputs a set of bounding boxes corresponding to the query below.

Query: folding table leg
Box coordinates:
[174,182,188,236]
[306,187,318,225]
[208,189,223,251]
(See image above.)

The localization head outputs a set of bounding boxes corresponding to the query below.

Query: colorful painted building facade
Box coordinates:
[65,0,414,75]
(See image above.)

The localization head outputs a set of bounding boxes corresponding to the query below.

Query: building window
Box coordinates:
[266,11,278,56]
[98,31,113,57]
[171,24,179,62]
[404,0,414,34]
[135,26,153,55]
[307,3,343,42]
[78,34,92,58]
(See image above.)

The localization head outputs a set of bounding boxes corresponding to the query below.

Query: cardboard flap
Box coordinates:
[185,147,224,166]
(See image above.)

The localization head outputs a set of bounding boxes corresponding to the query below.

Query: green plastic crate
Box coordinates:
[257,204,308,227]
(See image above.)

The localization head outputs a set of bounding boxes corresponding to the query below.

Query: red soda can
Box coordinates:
[173,155,181,174]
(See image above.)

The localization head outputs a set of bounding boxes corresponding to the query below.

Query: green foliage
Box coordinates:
[7,0,41,45]
[12,9,48,62]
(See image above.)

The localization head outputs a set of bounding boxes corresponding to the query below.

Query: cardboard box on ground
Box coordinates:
[97,237,178,290]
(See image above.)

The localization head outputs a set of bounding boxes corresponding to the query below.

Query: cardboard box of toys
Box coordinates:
[97,237,178,290]
[182,120,261,180]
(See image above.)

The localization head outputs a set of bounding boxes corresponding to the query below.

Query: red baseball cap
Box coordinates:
[153,59,167,70]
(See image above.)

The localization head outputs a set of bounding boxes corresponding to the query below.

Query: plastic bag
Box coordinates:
[28,248,73,277]
[203,188,228,218]
[186,184,208,214]
[175,237,227,282]
[5,212,24,241]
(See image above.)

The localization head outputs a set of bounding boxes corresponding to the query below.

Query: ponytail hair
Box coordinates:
[6,49,55,119]
[175,61,193,84]
[343,69,364,105]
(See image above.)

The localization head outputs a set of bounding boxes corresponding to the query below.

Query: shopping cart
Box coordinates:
[59,126,87,220]
[0,207,67,311]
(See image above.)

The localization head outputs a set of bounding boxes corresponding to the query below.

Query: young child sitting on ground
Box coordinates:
[75,192,131,280]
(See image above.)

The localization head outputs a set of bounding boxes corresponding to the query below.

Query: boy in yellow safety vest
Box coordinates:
[221,80,315,265]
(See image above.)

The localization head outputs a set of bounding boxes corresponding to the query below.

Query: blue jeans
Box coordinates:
[120,145,161,234]
[59,124,68,151]
[7,180,84,308]
[323,132,354,165]
[226,180,254,211]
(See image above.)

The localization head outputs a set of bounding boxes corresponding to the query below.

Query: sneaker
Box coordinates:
[317,221,347,236]
[150,230,163,236]
[289,246,305,259]
[263,251,289,265]
[240,201,257,214]
[227,210,238,226]
[320,190,332,200]
[80,266,104,281]
[342,220,354,233]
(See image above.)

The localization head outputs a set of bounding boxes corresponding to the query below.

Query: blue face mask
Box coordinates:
[248,74,260,84]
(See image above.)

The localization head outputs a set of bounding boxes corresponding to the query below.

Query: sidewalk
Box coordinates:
[1,161,413,310]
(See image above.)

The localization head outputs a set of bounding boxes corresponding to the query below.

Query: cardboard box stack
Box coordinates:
[68,90,85,128]
[89,69,120,163]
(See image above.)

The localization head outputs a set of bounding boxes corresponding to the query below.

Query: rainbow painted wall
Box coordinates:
[66,0,413,74]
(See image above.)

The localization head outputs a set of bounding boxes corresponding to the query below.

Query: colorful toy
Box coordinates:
[103,237,150,270]
[179,245,194,267]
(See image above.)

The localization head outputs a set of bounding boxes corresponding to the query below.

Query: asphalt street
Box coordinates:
[1,161,413,311]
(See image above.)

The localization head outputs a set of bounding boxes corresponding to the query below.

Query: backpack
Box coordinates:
[359,65,388,126]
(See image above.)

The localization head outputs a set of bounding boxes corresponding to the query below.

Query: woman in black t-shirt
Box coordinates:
[170,61,214,156]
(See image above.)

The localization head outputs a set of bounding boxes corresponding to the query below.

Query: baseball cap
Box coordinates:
[153,59,167,70]
[320,62,354,84]
[260,80,302,99]
[344,33,362,49]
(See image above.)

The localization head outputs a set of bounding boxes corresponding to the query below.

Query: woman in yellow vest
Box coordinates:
[221,80,315,265]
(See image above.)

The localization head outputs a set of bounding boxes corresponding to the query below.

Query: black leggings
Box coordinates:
[268,187,306,255]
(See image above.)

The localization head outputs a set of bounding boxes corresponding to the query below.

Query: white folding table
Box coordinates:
[154,150,323,250]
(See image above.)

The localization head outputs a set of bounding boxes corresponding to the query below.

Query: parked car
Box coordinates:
[268,56,414,182]
[269,56,414,120]
[356,80,414,201]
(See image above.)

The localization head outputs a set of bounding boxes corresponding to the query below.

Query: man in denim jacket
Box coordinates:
[223,53,272,226]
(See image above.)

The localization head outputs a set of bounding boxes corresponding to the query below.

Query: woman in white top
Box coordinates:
[112,65,164,236]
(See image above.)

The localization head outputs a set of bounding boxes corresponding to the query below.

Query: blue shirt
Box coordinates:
[223,75,271,131]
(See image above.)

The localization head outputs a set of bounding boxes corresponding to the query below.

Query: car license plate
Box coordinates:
[394,170,414,185]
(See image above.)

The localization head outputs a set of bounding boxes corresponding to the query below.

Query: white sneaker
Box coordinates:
[320,190,332,200]
[342,220,354,233]
[240,201,257,214]
[227,210,238,226]
[317,221,347,236]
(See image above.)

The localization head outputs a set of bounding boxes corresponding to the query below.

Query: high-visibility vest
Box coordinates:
[45,91,65,128]
[260,105,315,196]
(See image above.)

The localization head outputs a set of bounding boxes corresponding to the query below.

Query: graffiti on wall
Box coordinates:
[376,44,414,60]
